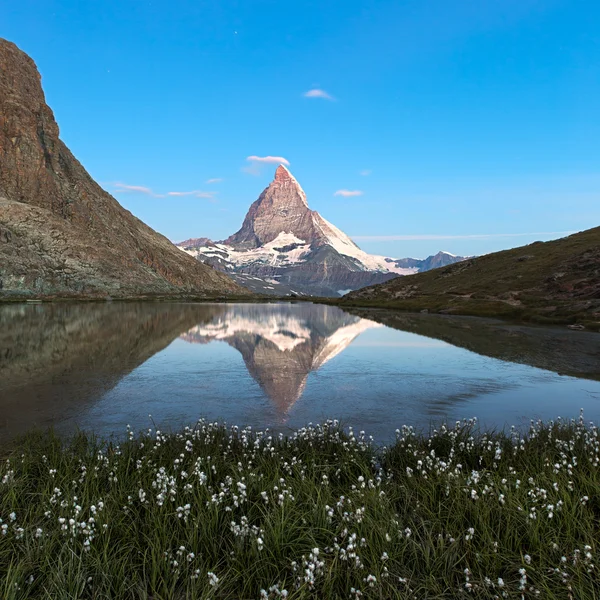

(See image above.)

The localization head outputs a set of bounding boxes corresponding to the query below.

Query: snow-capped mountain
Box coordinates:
[178,165,467,296]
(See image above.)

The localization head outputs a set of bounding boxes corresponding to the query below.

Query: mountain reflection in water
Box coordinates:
[180,304,381,413]
[1,302,600,444]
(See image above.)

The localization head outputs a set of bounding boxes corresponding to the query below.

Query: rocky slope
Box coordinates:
[0,38,244,299]
[178,165,467,296]
[342,227,600,327]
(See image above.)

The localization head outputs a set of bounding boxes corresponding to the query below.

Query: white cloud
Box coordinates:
[206,178,223,184]
[167,190,216,199]
[334,189,364,197]
[113,183,165,198]
[359,169,372,176]
[303,89,334,101]
[246,155,290,165]
[351,231,575,241]
[243,155,290,176]
[111,183,215,200]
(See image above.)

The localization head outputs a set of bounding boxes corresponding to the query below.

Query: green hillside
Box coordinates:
[340,227,600,328]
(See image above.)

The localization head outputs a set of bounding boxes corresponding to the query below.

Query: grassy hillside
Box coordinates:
[340,227,600,328]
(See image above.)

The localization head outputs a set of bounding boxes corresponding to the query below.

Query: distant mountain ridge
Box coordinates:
[0,38,244,299]
[392,251,465,272]
[178,165,467,296]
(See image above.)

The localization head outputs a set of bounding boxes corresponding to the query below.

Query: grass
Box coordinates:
[1,417,599,599]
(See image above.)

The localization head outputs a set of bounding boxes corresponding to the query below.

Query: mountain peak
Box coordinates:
[271,165,306,204]
[275,164,292,181]
[224,166,311,249]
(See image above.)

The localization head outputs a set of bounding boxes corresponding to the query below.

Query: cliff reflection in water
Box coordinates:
[0,302,226,441]
[180,303,381,414]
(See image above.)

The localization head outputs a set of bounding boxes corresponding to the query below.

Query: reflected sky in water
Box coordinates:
[1,302,600,443]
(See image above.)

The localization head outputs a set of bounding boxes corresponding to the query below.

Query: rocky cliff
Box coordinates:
[0,38,244,299]
[225,166,316,250]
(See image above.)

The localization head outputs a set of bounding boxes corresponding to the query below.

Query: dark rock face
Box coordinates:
[0,38,244,299]
[177,237,214,249]
[231,247,397,297]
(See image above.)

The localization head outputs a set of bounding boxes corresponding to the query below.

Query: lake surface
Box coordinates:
[1,302,600,444]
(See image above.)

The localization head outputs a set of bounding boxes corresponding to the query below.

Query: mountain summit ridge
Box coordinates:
[179,166,467,296]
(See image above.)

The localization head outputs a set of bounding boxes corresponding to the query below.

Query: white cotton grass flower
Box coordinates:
[1,415,600,596]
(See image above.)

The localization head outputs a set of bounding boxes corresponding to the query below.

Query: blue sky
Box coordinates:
[4,0,599,259]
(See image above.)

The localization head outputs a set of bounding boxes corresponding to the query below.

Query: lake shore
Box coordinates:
[0,294,263,304]
[1,418,598,599]
[2,292,599,332]
[314,296,600,332]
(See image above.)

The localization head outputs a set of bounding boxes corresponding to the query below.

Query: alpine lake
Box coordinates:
[1,301,600,445]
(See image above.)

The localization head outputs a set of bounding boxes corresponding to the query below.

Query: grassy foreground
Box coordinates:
[1,418,599,599]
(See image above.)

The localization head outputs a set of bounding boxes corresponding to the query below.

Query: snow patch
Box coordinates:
[314,214,417,274]
[265,231,306,247]
[182,310,380,357]
[181,231,418,276]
